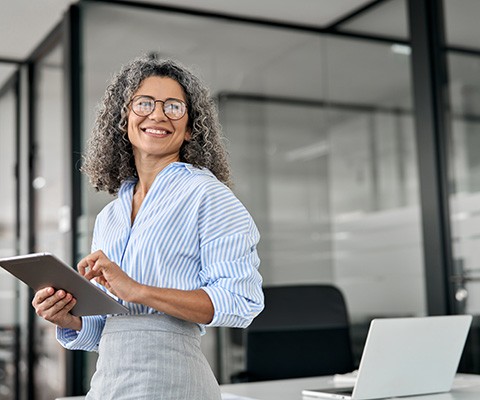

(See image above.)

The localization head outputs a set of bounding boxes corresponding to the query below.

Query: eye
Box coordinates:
[132,97,154,115]
[164,99,185,118]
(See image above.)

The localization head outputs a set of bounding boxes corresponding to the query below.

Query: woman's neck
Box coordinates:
[134,154,180,196]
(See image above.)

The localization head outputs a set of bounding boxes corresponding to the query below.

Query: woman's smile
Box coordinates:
[141,126,173,137]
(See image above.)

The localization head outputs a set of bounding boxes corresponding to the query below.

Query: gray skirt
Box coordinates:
[86,314,221,400]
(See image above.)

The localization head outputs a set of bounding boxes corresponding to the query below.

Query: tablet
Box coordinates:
[0,252,129,316]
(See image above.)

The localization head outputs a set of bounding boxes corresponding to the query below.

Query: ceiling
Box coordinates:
[0,0,478,95]
[1,0,479,62]
[0,0,409,91]
[0,0,77,61]
[1,0,393,62]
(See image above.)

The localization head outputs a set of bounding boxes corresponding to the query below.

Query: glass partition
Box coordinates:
[32,43,68,399]
[80,1,423,382]
[444,0,480,373]
[0,70,19,400]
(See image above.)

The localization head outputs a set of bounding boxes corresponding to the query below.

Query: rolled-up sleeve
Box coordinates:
[56,315,106,352]
[198,183,264,328]
[201,233,264,327]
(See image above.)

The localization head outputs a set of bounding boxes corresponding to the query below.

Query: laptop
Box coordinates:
[302,315,472,400]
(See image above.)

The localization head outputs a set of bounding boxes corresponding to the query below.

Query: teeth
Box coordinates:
[145,128,170,135]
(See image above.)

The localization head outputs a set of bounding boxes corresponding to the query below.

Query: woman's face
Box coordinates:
[127,76,191,165]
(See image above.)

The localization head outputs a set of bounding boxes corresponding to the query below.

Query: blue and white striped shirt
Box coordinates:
[56,162,264,352]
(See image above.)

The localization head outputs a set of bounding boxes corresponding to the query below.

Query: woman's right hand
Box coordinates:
[32,287,82,331]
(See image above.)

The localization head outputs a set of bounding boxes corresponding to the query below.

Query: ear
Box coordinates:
[185,128,192,142]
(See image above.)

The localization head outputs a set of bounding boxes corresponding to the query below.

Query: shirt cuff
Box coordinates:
[56,315,105,352]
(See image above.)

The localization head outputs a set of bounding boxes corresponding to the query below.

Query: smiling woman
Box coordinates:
[31,56,264,399]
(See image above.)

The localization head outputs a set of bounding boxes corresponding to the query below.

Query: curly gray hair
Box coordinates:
[81,56,232,194]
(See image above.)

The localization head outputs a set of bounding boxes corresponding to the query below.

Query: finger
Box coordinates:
[39,289,70,311]
[78,250,106,272]
[84,265,104,281]
[77,261,87,276]
[77,257,95,276]
[32,287,55,306]
[40,292,75,319]
[78,250,110,277]
[92,258,106,272]
[62,297,77,314]
[94,276,108,288]
[51,294,76,315]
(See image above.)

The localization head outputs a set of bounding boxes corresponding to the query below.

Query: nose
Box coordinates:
[148,101,168,121]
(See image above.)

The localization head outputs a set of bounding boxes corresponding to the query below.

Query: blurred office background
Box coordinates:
[1,0,480,398]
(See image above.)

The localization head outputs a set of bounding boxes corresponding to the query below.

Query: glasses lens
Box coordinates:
[163,99,186,120]
[132,96,155,116]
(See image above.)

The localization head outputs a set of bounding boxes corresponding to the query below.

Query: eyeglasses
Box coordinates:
[130,95,187,120]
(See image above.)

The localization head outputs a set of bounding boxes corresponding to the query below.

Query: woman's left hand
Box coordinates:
[77,250,140,302]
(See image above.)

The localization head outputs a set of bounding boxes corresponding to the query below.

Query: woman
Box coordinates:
[32,56,264,399]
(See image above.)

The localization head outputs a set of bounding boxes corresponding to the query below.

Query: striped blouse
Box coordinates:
[56,162,264,352]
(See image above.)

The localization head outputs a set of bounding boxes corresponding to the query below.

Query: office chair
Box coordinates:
[232,284,354,382]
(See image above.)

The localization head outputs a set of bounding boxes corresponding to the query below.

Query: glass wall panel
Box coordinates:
[445,0,480,374]
[32,44,68,399]
[0,84,17,255]
[0,72,19,400]
[322,37,423,325]
[220,98,332,285]
[80,2,423,382]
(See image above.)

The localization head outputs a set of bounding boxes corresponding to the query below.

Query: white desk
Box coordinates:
[55,374,480,400]
[220,374,480,400]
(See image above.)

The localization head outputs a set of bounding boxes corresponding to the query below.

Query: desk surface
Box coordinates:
[220,374,480,400]
[55,374,480,400]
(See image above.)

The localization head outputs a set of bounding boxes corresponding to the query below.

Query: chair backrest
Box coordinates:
[244,284,354,381]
